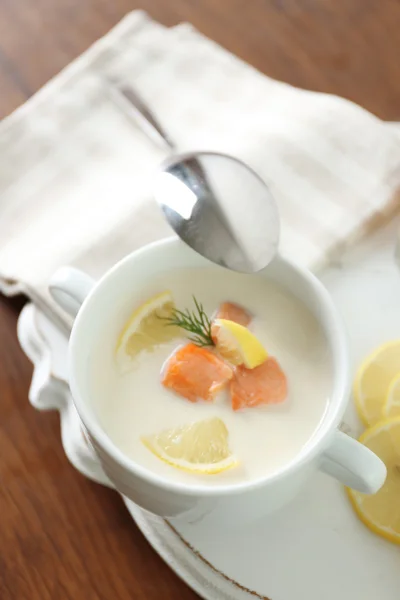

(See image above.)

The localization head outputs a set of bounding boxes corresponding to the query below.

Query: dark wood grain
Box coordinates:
[1,1,400,598]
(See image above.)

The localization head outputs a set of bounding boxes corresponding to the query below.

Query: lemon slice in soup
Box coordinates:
[212,318,268,368]
[116,290,179,372]
[142,417,238,474]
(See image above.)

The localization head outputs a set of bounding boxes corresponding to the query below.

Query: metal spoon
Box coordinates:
[113,83,280,273]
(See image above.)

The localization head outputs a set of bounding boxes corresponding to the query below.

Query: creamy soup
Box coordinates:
[90,267,332,486]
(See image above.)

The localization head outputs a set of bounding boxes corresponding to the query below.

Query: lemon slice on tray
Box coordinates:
[347,417,400,544]
[212,318,268,368]
[353,340,400,426]
[142,417,238,475]
[384,373,400,419]
[116,290,178,372]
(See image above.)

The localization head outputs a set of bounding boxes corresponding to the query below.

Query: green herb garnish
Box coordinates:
[162,296,214,347]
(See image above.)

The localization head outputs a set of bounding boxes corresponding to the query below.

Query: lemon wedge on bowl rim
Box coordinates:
[353,340,400,426]
[142,417,238,475]
[115,290,178,372]
[347,416,400,545]
[212,318,268,368]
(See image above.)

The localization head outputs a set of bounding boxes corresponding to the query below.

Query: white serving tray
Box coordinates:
[18,217,400,600]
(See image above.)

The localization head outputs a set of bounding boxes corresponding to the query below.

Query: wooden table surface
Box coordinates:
[1,1,400,598]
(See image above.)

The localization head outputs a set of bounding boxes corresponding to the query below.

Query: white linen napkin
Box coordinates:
[0,10,399,329]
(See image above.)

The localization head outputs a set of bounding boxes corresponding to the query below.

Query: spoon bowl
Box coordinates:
[154,151,280,273]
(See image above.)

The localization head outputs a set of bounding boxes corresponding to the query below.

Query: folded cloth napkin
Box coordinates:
[0,10,400,330]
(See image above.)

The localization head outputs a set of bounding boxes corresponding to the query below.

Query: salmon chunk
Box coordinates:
[230,358,287,411]
[162,343,233,403]
[215,302,252,327]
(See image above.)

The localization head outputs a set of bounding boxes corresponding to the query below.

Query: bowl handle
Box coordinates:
[319,430,386,493]
[49,266,95,317]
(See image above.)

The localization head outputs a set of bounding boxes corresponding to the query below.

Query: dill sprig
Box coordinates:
[162,296,214,347]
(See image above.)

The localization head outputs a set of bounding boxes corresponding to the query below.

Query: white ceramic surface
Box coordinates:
[48,238,385,525]
[18,216,400,599]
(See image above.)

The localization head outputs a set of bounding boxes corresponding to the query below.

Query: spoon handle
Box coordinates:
[107,80,175,152]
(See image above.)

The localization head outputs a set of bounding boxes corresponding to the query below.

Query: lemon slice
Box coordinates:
[142,417,238,474]
[116,291,178,372]
[212,318,268,368]
[353,340,400,426]
[384,373,400,419]
[347,417,400,544]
